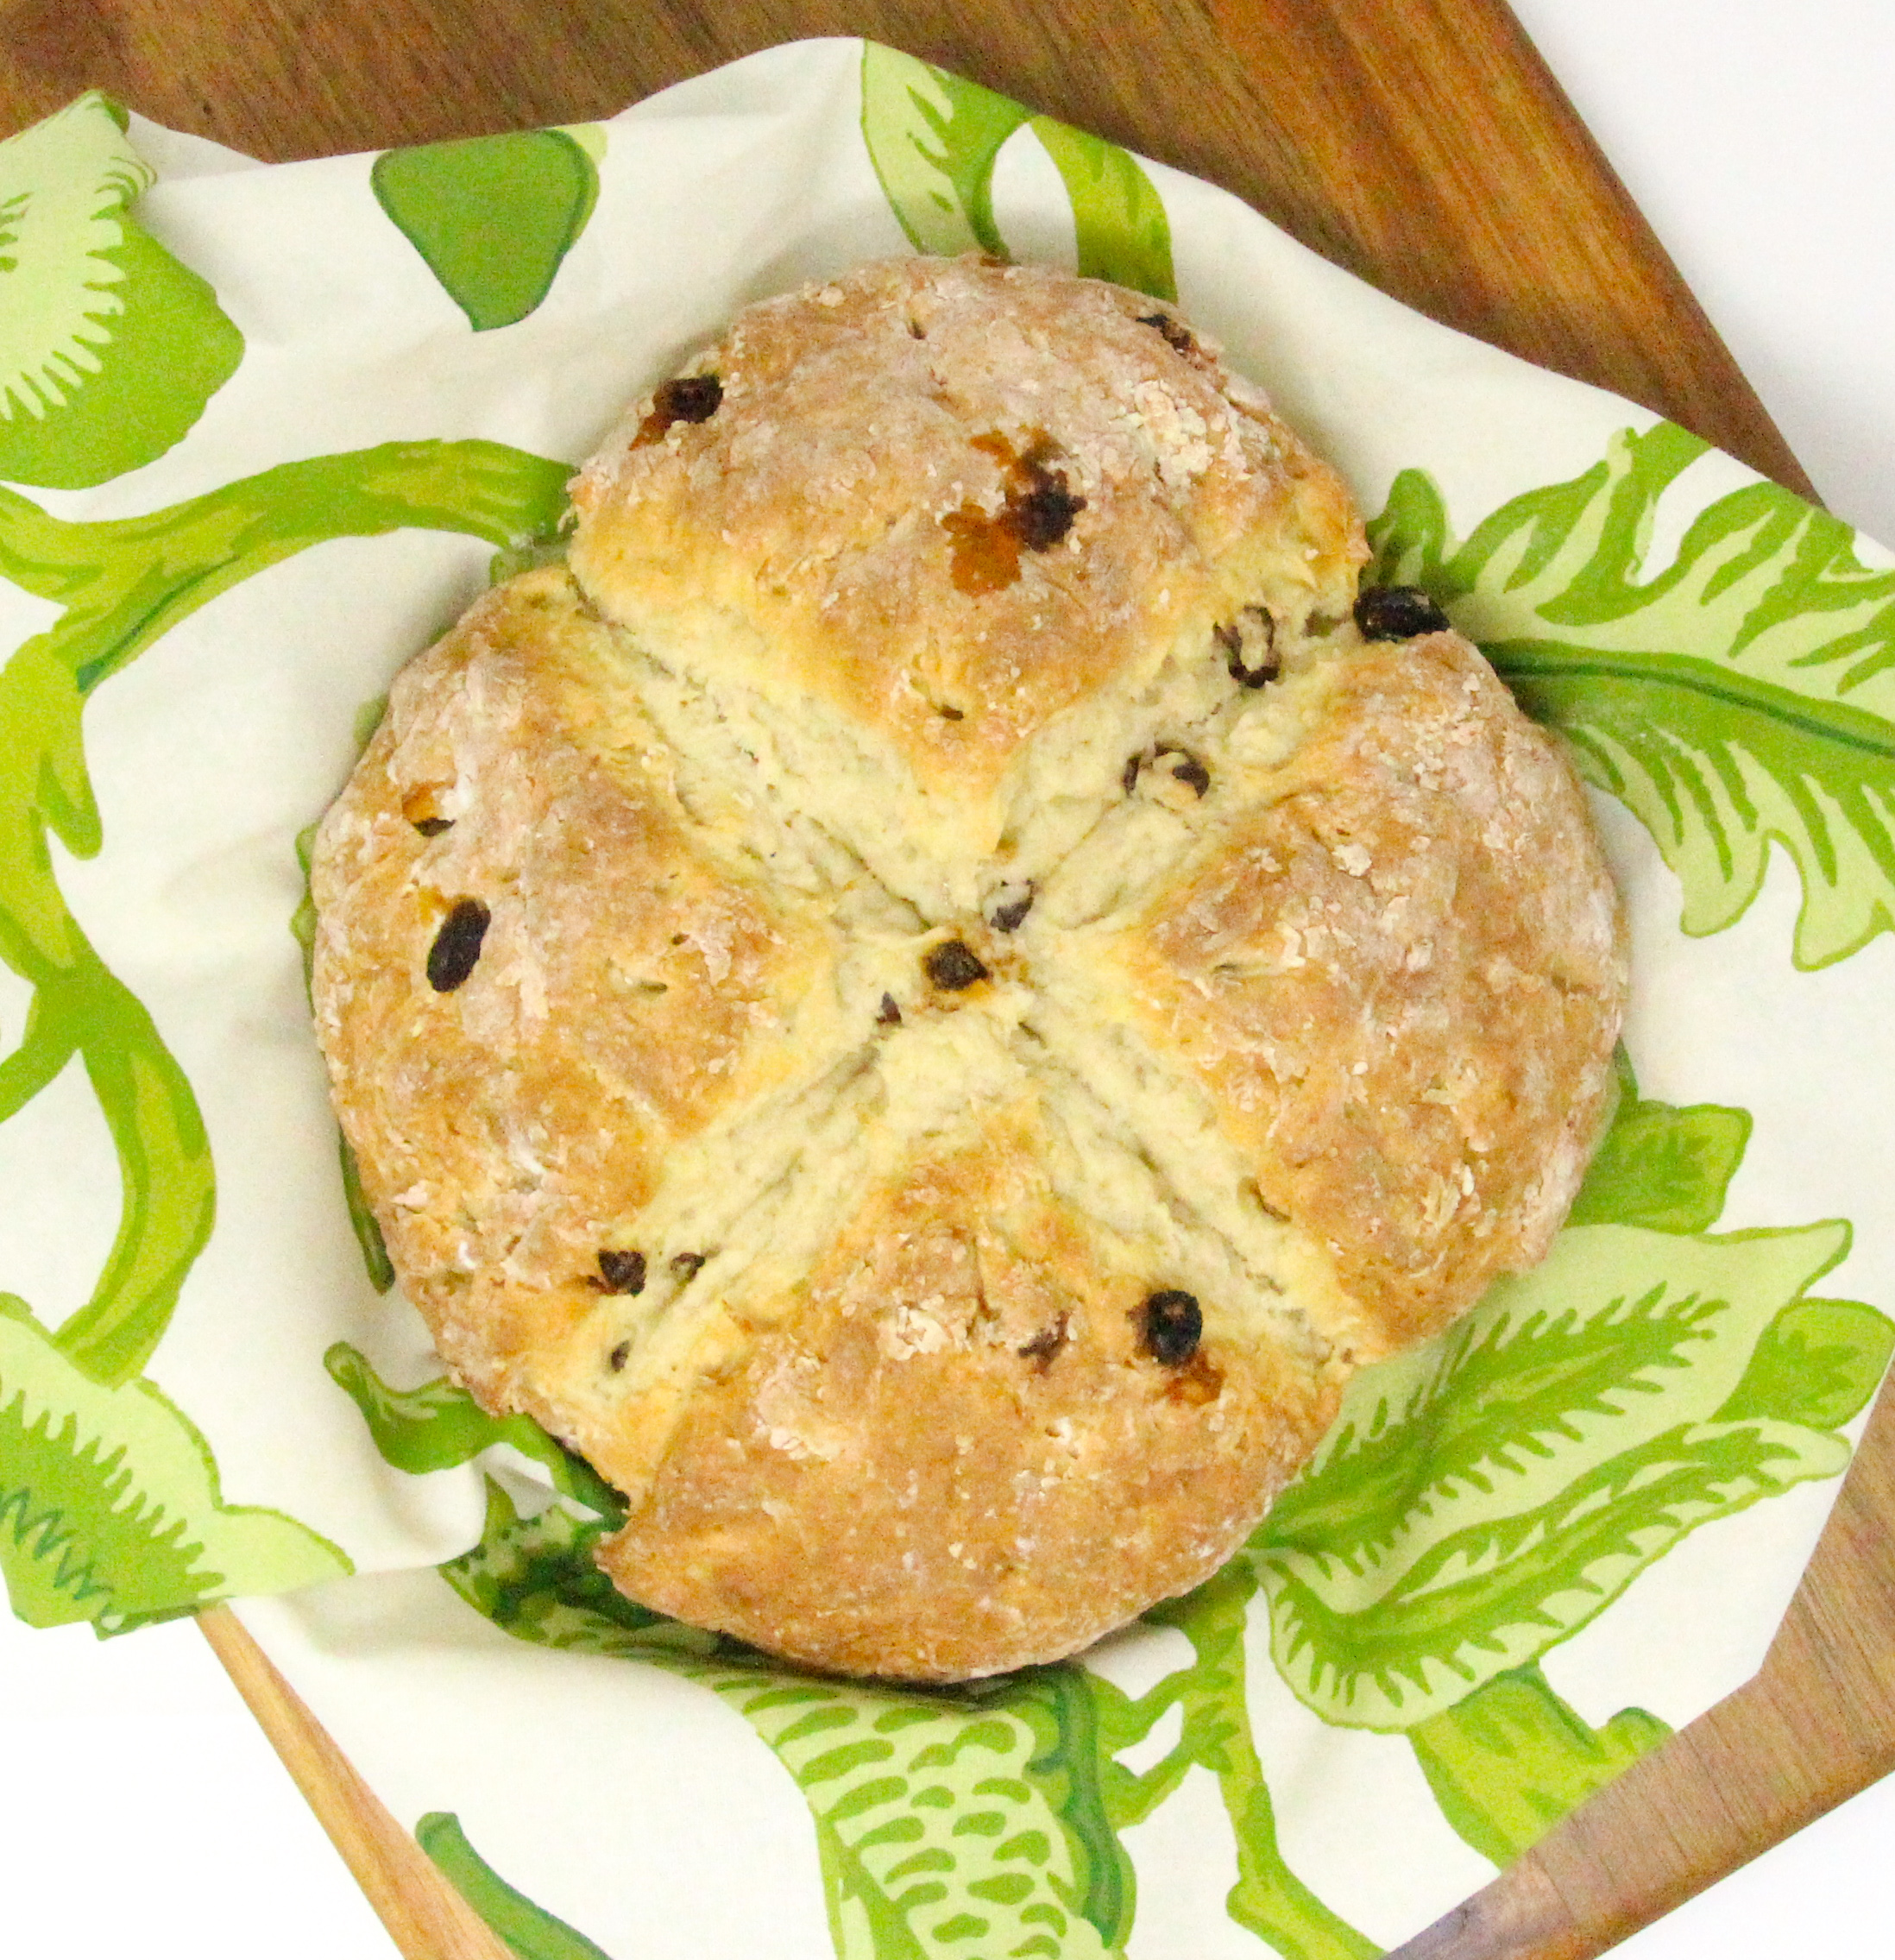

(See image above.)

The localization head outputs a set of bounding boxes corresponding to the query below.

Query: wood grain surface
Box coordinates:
[0,0,1815,496]
[5,3,1887,1957]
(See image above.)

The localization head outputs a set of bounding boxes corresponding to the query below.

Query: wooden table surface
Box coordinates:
[4,3,1890,1957]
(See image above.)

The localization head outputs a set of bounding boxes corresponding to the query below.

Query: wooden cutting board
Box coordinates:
[4,3,1888,1955]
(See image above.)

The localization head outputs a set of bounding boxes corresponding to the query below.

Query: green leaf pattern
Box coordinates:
[324,1343,625,1519]
[859,45,1175,299]
[1256,1221,1856,1730]
[1407,1664,1670,1864]
[859,46,1028,259]
[441,1492,1125,1959]
[1371,422,1895,967]
[0,1300,348,1629]
[419,1811,617,1960]
[0,433,569,1620]
[722,1676,1119,1960]
[1124,1568,1381,1957]
[1566,1055,1750,1234]
[1025,117,1175,302]
[372,128,605,332]
[1718,1298,1894,1431]
[0,92,244,488]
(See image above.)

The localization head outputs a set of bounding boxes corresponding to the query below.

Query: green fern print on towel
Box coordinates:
[0,431,570,1627]
[0,93,243,488]
[414,1052,1889,1960]
[0,104,575,1630]
[1373,422,1895,968]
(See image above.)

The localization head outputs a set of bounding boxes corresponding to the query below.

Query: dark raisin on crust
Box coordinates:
[1163,748,1211,797]
[876,993,903,1025]
[401,786,452,830]
[1017,1312,1070,1368]
[634,374,723,445]
[1125,747,1209,799]
[1009,476,1085,551]
[925,940,989,991]
[608,1339,632,1372]
[663,375,724,421]
[1214,606,1280,687]
[590,1248,647,1295]
[670,1251,708,1283]
[1354,585,1450,641]
[425,899,490,993]
[1136,311,1197,356]
[944,433,1087,593]
[992,885,1035,932]
[1139,1289,1203,1366]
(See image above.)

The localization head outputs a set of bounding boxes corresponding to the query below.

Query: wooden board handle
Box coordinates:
[1208,0,1816,500]
[198,1607,511,1960]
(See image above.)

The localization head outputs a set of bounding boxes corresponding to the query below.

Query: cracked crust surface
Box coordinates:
[597,1119,1334,1682]
[1120,629,1627,1352]
[312,255,1627,1680]
[568,253,1364,906]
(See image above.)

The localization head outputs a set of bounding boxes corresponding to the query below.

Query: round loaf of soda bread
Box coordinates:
[310,255,1627,1680]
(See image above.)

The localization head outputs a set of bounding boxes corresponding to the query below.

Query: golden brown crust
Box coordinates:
[1113,631,1626,1353]
[311,256,1628,1680]
[309,569,831,1406]
[570,255,1365,804]
[598,1119,1338,1681]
